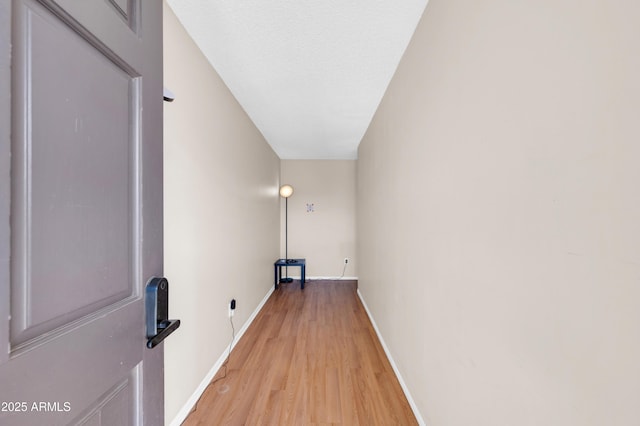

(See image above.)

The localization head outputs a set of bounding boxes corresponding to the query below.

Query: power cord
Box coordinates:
[307,260,348,283]
[336,261,347,279]
[210,315,235,386]
[189,315,236,414]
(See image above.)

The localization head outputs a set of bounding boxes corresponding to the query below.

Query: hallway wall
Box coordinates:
[163,3,280,423]
[280,160,357,279]
[357,0,640,425]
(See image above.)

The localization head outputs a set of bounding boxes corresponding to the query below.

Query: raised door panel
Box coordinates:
[11,2,139,347]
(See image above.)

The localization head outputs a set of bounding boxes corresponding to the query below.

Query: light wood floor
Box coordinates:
[183,280,417,425]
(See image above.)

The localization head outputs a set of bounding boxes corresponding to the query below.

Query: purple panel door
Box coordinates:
[0,0,165,424]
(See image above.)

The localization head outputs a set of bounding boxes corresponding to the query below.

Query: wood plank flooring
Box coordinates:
[182,280,417,425]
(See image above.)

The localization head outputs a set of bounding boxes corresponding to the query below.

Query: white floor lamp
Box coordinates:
[279,184,294,283]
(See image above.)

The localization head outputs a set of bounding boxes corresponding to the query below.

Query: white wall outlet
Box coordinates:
[344,257,349,264]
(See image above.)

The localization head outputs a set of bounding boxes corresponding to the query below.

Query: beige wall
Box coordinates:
[357,1,640,425]
[163,3,280,424]
[280,160,357,278]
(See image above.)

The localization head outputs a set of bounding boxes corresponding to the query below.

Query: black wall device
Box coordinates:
[145,277,181,349]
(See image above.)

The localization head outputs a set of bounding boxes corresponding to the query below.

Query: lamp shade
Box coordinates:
[279,184,294,198]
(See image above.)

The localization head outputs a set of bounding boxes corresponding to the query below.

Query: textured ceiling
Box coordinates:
[166,0,428,159]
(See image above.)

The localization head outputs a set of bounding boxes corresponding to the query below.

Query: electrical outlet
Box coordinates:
[344,258,349,264]
[229,299,236,317]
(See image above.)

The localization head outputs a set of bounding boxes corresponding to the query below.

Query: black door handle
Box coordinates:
[145,277,181,349]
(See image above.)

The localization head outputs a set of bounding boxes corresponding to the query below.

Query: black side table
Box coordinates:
[274,258,306,290]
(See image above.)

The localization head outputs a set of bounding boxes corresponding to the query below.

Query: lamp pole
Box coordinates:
[279,184,294,283]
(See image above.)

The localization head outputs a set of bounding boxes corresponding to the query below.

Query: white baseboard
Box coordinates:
[357,289,426,426]
[169,286,275,426]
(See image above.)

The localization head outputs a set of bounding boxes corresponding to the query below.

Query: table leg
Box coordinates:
[301,264,305,289]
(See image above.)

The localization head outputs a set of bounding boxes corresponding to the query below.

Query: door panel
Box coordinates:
[73,366,140,426]
[11,3,138,346]
[0,0,164,424]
